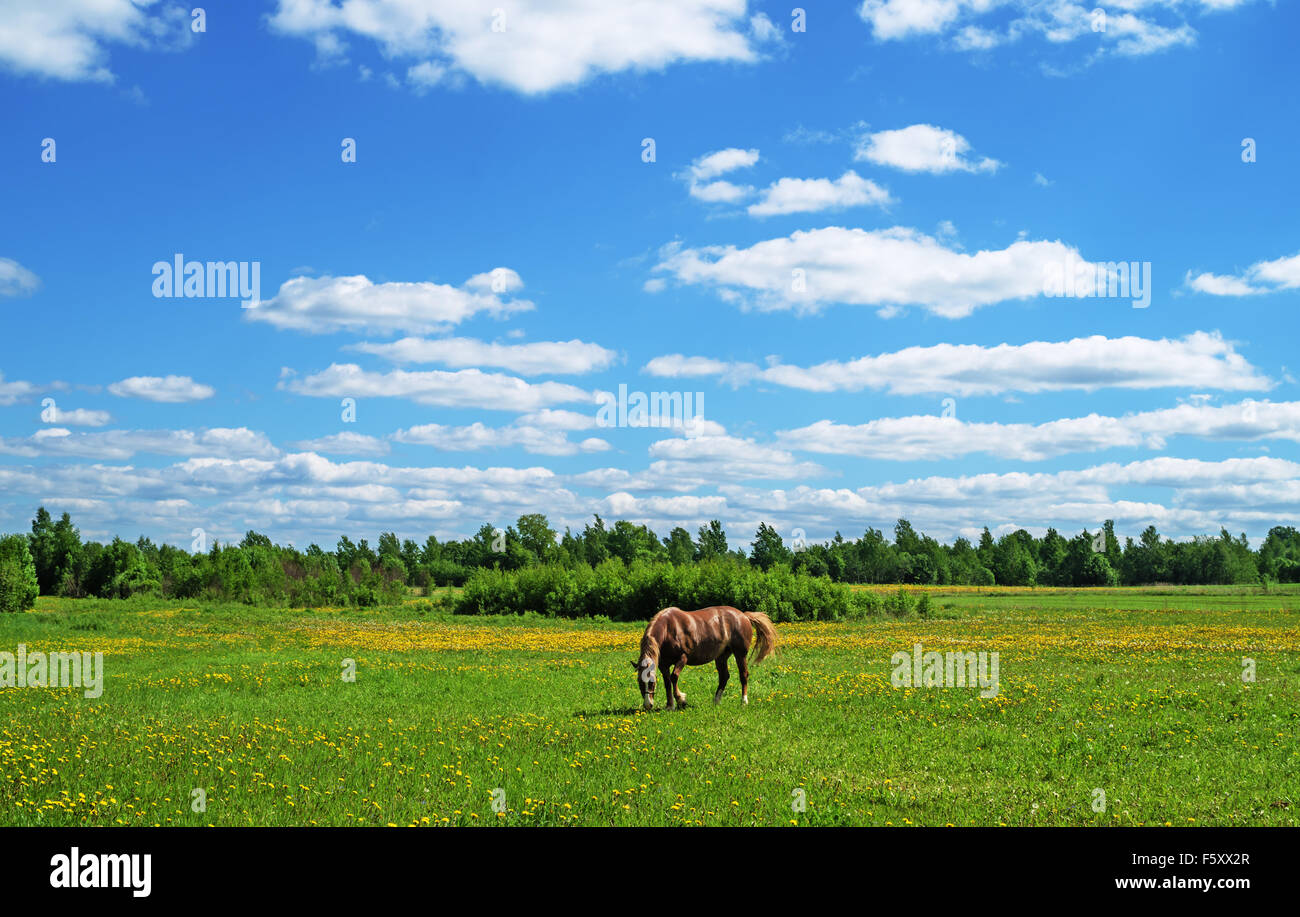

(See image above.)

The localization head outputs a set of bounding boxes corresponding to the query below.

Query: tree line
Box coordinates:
[1,506,1298,613]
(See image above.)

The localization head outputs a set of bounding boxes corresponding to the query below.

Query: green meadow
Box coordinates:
[2,586,1297,826]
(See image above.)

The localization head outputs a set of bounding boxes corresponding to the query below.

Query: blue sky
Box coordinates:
[1,0,1297,549]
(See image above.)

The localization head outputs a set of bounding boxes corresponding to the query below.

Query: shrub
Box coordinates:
[453,560,880,621]
[886,586,912,617]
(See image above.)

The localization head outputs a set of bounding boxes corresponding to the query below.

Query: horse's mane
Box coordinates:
[638,607,673,664]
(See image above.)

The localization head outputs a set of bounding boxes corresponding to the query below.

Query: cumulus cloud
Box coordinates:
[0,427,277,460]
[393,421,611,456]
[716,455,1300,543]
[0,373,40,407]
[289,432,391,457]
[107,375,215,402]
[650,226,1085,317]
[748,171,893,216]
[246,269,531,335]
[269,0,761,95]
[681,147,760,202]
[0,0,194,83]
[4,444,1298,548]
[689,147,761,181]
[39,407,111,427]
[0,257,39,296]
[644,332,1270,396]
[778,399,1300,461]
[1185,250,1300,296]
[645,431,824,482]
[857,0,1218,61]
[280,364,593,411]
[854,124,1001,174]
[349,336,617,375]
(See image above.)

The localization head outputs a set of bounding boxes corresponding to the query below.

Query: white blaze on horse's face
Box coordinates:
[635,657,656,709]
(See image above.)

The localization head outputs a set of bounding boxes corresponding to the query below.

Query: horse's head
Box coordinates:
[631,657,656,710]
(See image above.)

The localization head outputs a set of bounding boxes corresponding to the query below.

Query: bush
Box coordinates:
[886,586,912,617]
[453,560,880,621]
[0,534,40,613]
[427,559,472,587]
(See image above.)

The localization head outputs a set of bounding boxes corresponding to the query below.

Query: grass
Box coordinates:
[1,588,1297,827]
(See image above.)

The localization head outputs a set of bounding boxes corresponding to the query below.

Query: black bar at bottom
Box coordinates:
[1,826,1281,902]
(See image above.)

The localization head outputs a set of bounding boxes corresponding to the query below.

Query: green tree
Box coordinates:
[749,522,792,571]
[0,534,40,613]
[663,527,696,565]
[696,520,729,561]
[515,514,558,563]
[29,508,83,596]
[581,515,611,565]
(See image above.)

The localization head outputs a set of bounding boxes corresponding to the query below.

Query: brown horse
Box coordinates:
[633,606,778,711]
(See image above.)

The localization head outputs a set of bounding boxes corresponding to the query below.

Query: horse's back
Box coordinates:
[661,605,750,664]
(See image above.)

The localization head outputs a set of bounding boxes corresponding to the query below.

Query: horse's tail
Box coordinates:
[744,611,778,665]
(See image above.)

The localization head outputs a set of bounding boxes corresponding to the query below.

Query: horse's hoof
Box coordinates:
[742,694,749,705]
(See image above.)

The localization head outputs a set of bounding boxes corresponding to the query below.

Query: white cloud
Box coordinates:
[0,427,277,460]
[857,0,1221,60]
[682,149,895,217]
[281,364,593,411]
[688,147,760,181]
[108,375,215,402]
[650,226,1080,317]
[1185,250,1300,296]
[954,24,1001,50]
[5,445,1299,548]
[0,373,40,407]
[269,0,761,95]
[749,12,783,44]
[646,432,824,482]
[644,332,1270,396]
[289,432,391,456]
[40,407,111,427]
[855,123,1001,174]
[778,399,1300,461]
[859,0,970,40]
[0,0,193,83]
[748,170,893,216]
[393,421,610,456]
[682,147,760,202]
[601,492,729,520]
[515,409,603,432]
[717,455,1300,542]
[349,336,617,375]
[246,270,531,335]
[690,179,754,203]
[1107,12,1196,57]
[0,257,39,296]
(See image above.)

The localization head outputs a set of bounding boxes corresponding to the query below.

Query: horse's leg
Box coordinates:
[714,654,729,705]
[672,657,687,706]
[661,660,675,710]
[736,652,750,705]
